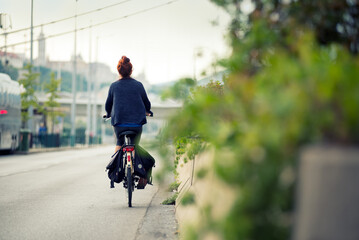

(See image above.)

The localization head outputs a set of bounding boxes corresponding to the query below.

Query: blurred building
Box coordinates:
[37,28,46,66]
[0,50,25,69]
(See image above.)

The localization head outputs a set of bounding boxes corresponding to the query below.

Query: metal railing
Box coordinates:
[30,134,101,148]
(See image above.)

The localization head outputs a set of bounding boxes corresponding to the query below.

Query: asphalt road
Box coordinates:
[0,146,177,240]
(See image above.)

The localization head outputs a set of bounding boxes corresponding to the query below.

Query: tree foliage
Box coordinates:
[210,0,359,54]
[18,64,42,126]
[160,1,359,239]
[43,72,64,133]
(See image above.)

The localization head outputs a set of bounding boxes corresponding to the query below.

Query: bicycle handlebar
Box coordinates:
[102,111,154,120]
[146,110,154,117]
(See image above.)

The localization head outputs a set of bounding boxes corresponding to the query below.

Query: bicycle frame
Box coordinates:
[122,134,136,207]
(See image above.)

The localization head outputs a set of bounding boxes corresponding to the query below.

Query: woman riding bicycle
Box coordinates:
[105,56,152,153]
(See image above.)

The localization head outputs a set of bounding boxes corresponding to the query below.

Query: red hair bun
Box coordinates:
[117,56,132,77]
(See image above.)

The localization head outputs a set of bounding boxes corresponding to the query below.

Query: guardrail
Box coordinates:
[30,134,101,148]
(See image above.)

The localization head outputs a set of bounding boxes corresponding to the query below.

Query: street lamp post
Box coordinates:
[28,0,34,133]
[86,23,92,145]
[30,0,33,65]
[91,36,99,144]
[193,47,217,83]
[70,0,78,147]
[193,48,203,82]
[0,13,12,65]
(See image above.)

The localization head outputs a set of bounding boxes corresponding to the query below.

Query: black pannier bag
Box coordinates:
[135,145,155,183]
[106,145,155,188]
[106,150,124,188]
[133,153,147,179]
[136,145,155,170]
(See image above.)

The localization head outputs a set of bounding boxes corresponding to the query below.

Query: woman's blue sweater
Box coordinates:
[105,77,151,126]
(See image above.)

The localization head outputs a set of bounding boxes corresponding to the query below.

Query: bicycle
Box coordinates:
[104,112,153,207]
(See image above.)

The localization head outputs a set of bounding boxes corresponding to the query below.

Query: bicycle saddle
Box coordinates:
[120,131,137,136]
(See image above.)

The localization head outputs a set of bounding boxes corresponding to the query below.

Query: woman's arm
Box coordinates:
[105,85,113,117]
[140,84,151,112]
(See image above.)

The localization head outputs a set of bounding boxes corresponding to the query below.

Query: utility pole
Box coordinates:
[193,48,197,82]
[193,47,205,83]
[92,36,99,143]
[71,0,78,147]
[86,23,92,145]
[30,0,33,65]
[28,0,34,133]
[0,14,10,65]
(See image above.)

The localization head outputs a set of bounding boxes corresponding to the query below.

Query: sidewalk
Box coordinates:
[135,184,178,240]
[17,144,110,155]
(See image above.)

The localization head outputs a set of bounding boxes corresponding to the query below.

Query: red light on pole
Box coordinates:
[0,110,8,115]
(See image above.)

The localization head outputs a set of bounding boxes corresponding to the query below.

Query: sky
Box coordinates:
[0,0,231,84]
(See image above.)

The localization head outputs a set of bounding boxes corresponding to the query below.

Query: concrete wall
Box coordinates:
[175,149,236,239]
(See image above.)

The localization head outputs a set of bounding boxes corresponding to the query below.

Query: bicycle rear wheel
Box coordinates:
[127,166,132,207]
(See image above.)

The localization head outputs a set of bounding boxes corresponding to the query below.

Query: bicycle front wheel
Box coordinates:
[127,166,132,207]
